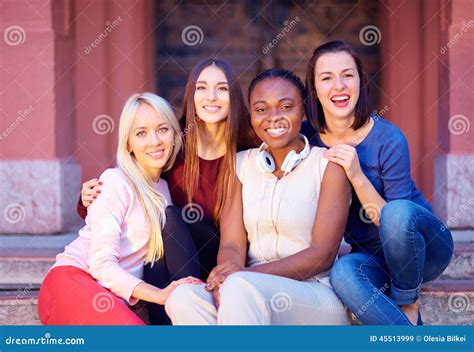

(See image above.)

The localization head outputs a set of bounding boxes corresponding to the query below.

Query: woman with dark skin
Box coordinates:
[165,69,351,325]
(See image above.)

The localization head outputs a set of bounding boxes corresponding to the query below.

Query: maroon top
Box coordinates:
[164,153,222,221]
[77,152,222,222]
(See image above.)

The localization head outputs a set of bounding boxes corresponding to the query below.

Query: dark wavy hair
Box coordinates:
[305,40,370,132]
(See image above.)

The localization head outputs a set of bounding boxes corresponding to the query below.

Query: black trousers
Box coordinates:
[143,206,220,325]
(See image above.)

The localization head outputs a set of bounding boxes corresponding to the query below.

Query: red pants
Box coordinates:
[38,266,146,325]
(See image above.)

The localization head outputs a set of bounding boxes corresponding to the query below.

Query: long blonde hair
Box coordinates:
[116,92,182,264]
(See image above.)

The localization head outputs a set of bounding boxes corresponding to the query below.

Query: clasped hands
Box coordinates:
[205,260,245,308]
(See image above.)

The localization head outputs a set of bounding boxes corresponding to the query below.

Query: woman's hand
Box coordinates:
[325,143,387,226]
[206,261,244,309]
[154,276,202,305]
[324,144,363,183]
[205,261,244,291]
[81,178,102,207]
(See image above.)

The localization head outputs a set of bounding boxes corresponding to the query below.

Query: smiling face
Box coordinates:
[314,51,360,122]
[128,103,175,181]
[250,77,303,151]
[194,65,230,124]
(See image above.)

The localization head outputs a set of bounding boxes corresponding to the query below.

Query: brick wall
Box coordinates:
[154,0,380,112]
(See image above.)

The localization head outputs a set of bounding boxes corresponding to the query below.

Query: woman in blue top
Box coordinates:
[302,40,454,325]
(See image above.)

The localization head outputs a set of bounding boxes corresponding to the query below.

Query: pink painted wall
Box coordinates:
[441,0,473,155]
[379,0,440,202]
[1,0,75,159]
[0,0,81,233]
[2,0,471,232]
[72,0,156,182]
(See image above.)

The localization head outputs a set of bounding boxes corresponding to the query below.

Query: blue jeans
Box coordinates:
[330,200,454,325]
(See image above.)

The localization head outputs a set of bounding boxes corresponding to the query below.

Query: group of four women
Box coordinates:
[38,40,454,326]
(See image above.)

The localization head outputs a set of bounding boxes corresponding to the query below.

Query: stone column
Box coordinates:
[434,0,473,228]
[0,0,80,233]
[379,0,441,201]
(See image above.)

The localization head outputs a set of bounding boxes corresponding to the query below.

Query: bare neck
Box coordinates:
[324,115,356,140]
[321,115,373,146]
[196,121,227,160]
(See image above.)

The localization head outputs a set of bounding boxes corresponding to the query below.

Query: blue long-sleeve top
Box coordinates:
[301,115,432,246]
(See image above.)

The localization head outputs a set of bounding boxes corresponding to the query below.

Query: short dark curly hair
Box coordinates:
[248,68,307,107]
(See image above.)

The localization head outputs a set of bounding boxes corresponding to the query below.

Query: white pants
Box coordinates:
[165,271,350,325]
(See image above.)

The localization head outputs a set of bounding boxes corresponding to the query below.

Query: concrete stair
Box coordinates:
[0,232,473,325]
[421,280,474,325]
[0,287,41,325]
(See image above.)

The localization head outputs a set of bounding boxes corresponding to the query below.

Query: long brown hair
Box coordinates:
[305,40,370,132]
[181,59,256,223]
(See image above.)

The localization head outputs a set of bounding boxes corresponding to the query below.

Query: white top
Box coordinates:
[53,168,172,305]
[236,147,330,280]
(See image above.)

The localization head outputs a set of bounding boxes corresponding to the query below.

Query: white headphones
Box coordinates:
[256,134,310,176]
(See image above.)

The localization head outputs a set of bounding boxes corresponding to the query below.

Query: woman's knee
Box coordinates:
[330,255,365,296]
[380,199,416,232]
[219,272,263,305]
[165,284,200,318]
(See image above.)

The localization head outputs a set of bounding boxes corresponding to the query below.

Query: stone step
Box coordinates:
[1,280,472,325]
[451,230,474,243]
[0,233,76,285]
[0,289,40,325]
[0,249,59,285]
[439,242,474,280]
[0,240,472,286]
[420,279,474,325]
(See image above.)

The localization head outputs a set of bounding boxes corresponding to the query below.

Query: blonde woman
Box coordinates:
[38,93,201,325]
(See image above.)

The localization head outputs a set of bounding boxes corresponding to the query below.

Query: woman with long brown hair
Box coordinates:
[77,59,256,324]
